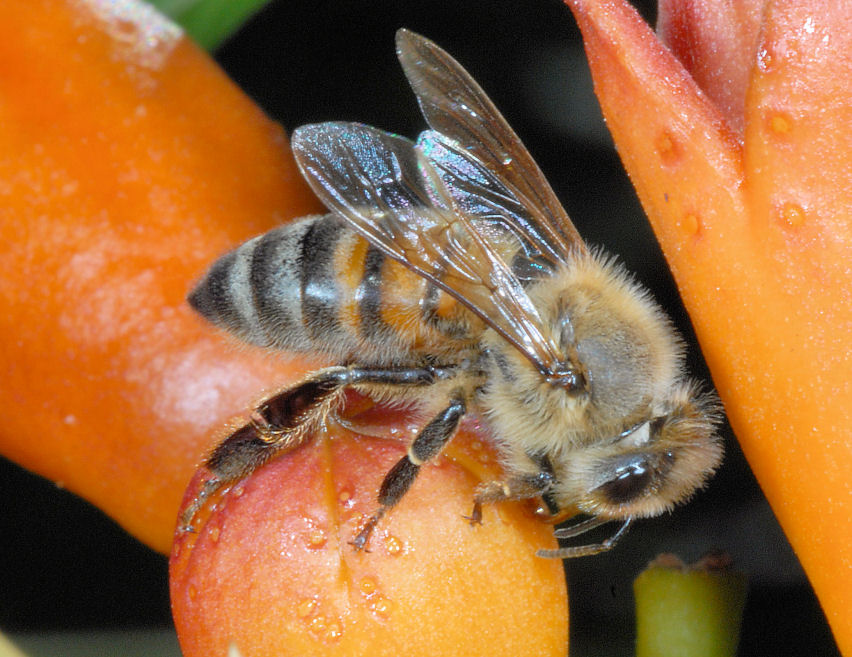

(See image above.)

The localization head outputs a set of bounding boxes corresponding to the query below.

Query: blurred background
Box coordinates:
[0,0,840,655]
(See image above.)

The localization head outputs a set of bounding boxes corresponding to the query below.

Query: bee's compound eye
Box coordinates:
[595,457,653,504]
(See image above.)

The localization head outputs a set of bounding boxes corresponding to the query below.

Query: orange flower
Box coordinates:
[565,0,852,651]
[0,0,321,554]
[0,1,568,652]
[170,424,567,657]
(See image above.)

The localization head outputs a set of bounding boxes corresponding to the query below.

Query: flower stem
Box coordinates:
[634,553,748,657]
[148,0,274,50]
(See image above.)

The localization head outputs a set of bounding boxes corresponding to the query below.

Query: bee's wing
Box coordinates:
[396,28,586,263]
[417,130,559,281]
[291,122,569,375]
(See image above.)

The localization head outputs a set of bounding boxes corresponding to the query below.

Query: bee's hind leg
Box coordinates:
[351,391,467,551]
[177,421,281,532]
[179,364,455,533]
[178,366,351,532]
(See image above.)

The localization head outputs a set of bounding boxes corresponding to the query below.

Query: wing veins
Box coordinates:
[291,122,567,373]
[396,29,585,259]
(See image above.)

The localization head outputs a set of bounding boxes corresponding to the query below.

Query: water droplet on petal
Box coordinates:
[359,577,378,595]
[656,130,681,165]
[307,528,327,549]
[769,113,792,134]
[384,534,404,555]
[309,615,327,634]
[297,598,317,619]
[326,621,343,641]
[780,202,806,227]
[679,213,700,236]
[370,595,393,619]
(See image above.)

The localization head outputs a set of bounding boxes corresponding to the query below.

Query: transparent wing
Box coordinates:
[417,130,559,281]
[396,28,586,263]
[290,121,570,375]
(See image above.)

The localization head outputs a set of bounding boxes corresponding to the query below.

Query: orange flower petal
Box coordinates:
[0,0,321,553]
[566,0,852,651]
[739,1,852,644]
[745,0,852,252]
[171,427,568,657]
[563,0,758,344]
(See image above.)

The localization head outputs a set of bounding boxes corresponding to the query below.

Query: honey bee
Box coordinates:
[181,29,723,558]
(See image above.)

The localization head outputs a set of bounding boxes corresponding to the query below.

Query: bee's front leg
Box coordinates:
[466,470,555,526]
[351,392,467,551]
[180,364,451,533]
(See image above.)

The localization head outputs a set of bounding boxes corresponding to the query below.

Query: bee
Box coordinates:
[181,29,723,558]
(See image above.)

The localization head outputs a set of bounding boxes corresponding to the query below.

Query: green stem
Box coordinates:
[634,553,748,657]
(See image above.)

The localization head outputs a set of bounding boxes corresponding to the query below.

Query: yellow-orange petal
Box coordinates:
[566,0,852,651]
[0,0,321,553]
[738,0,852,646]
[170,425,568,657]
[562,0,760,345]
[745,0,852,253]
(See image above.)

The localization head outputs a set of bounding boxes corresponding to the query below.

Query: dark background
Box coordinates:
[1,0,840,655]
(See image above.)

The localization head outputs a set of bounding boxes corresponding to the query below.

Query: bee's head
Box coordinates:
[553,384,723,519]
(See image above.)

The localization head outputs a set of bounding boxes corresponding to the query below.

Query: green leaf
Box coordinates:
[147,0,273,50]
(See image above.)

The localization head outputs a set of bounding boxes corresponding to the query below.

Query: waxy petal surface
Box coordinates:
[0,0,321,553]
[566,0,852,650]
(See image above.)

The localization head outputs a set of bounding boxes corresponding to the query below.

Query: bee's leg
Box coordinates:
[179,364,453,532]
[465,469,555,525]
[466,452,555,524]
[351,392,467,551]
[536,517,634,559]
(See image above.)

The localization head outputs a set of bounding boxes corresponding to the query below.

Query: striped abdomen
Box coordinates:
[189,214,479,365]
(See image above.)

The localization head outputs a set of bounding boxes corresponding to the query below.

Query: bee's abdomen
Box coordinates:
[189,214,476,363]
